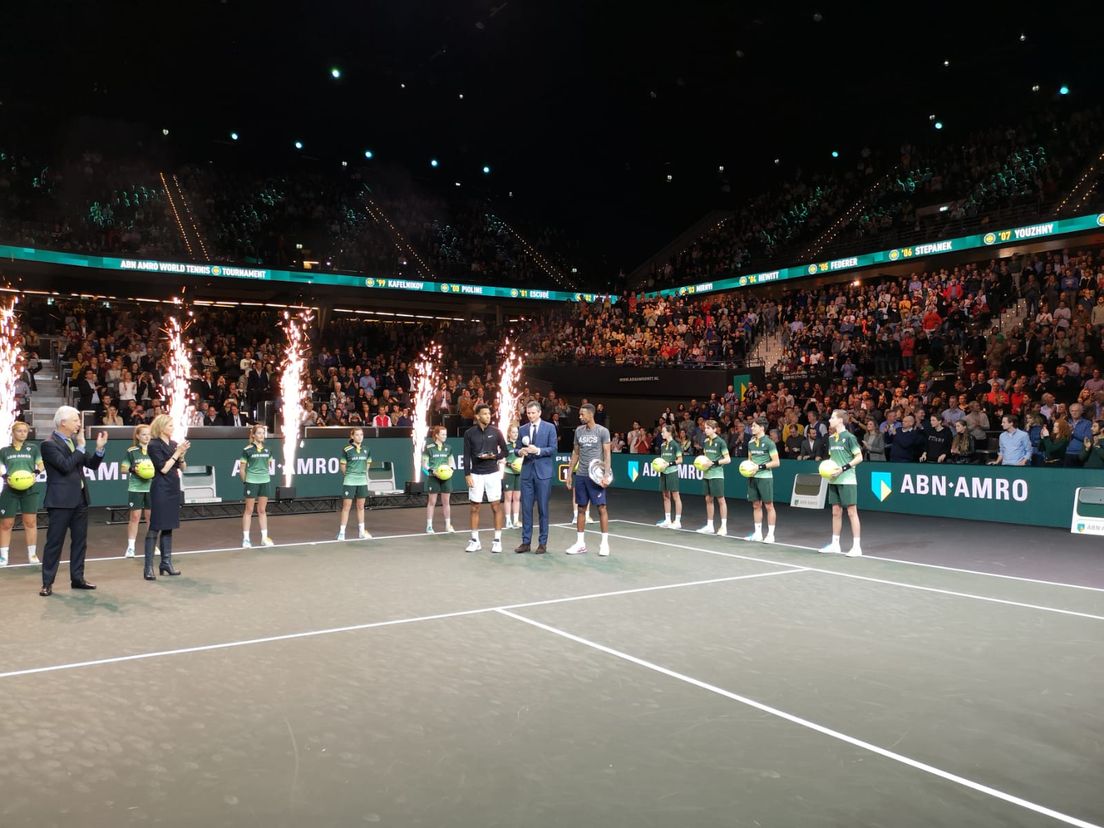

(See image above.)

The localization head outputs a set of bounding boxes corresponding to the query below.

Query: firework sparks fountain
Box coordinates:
[0,300,22,452]
[162,309,195,440]
[495,340,524,436]
[279,310,313,489]
[410,343,442,484]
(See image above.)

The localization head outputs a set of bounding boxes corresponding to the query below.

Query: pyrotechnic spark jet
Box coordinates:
[279,310,313,488]
[495,340,523,437]
[0,299,22,452]
[162,308,194,440]
[411,343,442,483]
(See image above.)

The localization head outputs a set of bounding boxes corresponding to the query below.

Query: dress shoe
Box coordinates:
[71,580,96,590]
[39,584,52,597]
[514,543,531,554]
[535,544,547,554]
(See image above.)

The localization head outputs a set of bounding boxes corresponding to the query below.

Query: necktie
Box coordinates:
[530,423,535,444]
[65,437,75,452]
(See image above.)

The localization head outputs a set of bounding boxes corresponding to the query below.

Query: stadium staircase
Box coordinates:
[159,172,209,260]
[29,366,66,437]
[484,211,577,292]
[1053,144,1104,216]
[802,171,893,260]
[360,191,435,278]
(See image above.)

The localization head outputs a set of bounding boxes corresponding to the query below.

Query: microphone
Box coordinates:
[521,435,530,446]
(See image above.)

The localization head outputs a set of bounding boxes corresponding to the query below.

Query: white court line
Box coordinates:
[497,608,1103,828]
[0,569,803,681]
[0,526,532,571]
[596,527,1104,622]
[612,519,1104,593]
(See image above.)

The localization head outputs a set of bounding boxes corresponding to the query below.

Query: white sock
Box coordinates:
[674,514,681,522]
[766,525,775,537]
[601,533,608,545]
[127,539,135,550]
[27,544,36,556]
[754,522,762,535]
[577,532,585,544]
[338,524,345,533]
[358,523,365,532]
[851,538,861,549]
[471,531,479,541]
[0,547,7,558]
[494,530,501,540]
[832,534,840,546]
[720,519,727,530]
[243,532,250,541]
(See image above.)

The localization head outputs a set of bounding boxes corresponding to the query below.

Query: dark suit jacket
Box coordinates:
[41,433,103,508]
[76,379,98,411]
[219,412,250,427]
[516,419,557,481]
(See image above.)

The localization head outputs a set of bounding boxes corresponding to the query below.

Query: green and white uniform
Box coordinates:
[658,438,682,493]
[702,435,729,498]
[0,443,42,516]
[341,443,371,499]
[827,429,861,506]
[746,436,777,503]
[241,442,274,499]
[421,441,453,494]
[503,447,520,492]
[121,445,153,510]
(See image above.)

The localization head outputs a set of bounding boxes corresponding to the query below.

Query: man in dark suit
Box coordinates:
[76,370,101,412]
[515,400,558,554]
[202,404,220,426]
[40,406,108,596]
[219,403,250,427]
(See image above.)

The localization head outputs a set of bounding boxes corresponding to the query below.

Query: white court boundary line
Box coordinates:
[595,527,1104,622]
[612,519,1104,594]
[497,608,1102,828]
[0,568,804,680]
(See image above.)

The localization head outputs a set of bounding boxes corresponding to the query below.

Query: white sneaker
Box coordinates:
[426,524,435,534]
[586,515,597,524]
[242,538,252,549]
[764,535,776,545]
[359,529,372,540]
[565,540,587,555]
[696,525,715,535]
[656,518,672,528]
[671,520,682,529]
[716,526,728,537]
[337,532,346,541]
[491,539,502,553]
[465,538,482,553]
[124,547,136,559]
[262,537,275,547]
[744,533,764,543]
[504,519,513,529]
[598,543,610,557]
[843,547,863,558]
[444,523,455,533]
[819,543,841,555]
[27,551,39,564]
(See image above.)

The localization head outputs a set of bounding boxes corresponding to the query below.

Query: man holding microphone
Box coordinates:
[39,406,108,596]
[515,401,557,554]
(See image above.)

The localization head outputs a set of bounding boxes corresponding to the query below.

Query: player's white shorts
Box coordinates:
[468,471,503,503]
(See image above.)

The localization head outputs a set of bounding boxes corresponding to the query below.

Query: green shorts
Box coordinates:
[127,490,151,511]
[425,475,452,494]
[342,484,369,499]
[244,480,275,499]
[827,483,858,507]
[746,477,774,503]
[0,485,41,517]
[704,477,725,498]
[660,472,680,493]
[503,473,520,492]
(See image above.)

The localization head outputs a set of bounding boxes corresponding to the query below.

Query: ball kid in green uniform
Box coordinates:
[0,421,44,566]
[820,409,863,557]
[422,425,455,534]
[502,423,521,529]
[655,424,684,529]
[696,419,731,536]
[744,418,780,543]
[120,423,154,558]
[240,423,275,548]
[338,427,372,541]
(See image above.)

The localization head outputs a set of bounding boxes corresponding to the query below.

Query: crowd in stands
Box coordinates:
[640,104,1104,291]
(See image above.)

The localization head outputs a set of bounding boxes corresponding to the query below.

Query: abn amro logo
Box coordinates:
[627,461,640,482]
[871,471,892,502]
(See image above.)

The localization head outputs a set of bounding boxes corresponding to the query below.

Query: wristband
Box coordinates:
[758,463,767,470]
[842,463,852,471]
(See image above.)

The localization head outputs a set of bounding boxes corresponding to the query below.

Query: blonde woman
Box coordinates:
[0,421,44,566]
[144,415,189,580]
[240,423,275,547]
[120,423,153,558]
